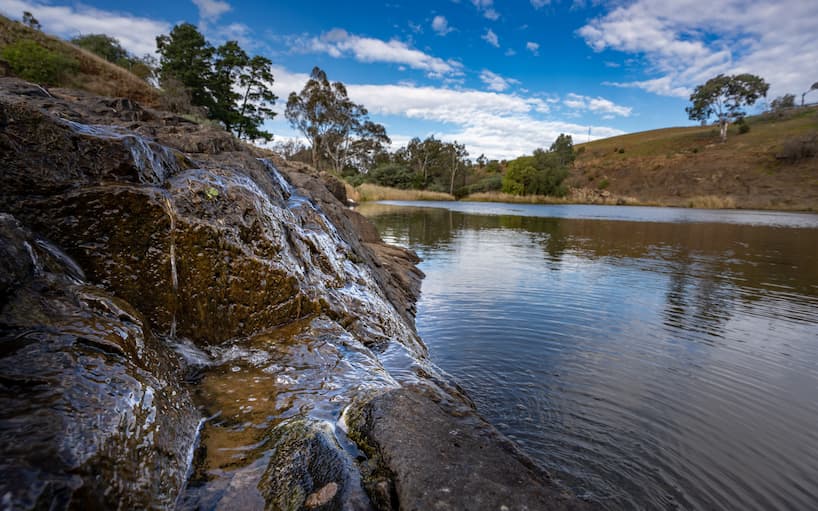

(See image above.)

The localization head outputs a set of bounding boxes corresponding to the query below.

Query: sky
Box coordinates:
[1,0,816,160]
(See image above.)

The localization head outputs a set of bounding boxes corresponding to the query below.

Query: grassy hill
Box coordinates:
[568,107,818,210]
[0,15,158,105]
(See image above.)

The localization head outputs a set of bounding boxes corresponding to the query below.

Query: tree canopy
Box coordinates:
[286,66,389,171]
[156,24,277,141]
[502,134,574,197]
[686,74,769,142]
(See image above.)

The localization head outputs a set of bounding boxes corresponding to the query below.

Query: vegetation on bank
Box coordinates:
[2,11,815,210]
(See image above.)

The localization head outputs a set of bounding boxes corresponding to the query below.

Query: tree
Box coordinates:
[445,141,468,195]
[156,26,277,141]
[501,134,574,197]
[71,34,128,64]
[686,74,769,142]
[770,94,796,111]
[210,40,248,131]
[234,56,278,141]
[22,11,40,30]
[286,67,388,172]
[803,82,818,107]
[156,24,215,111]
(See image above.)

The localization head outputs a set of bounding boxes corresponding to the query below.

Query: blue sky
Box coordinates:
[2,0,816,159]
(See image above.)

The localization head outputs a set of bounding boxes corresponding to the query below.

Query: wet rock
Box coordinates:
[0,214,200,510]
[349,385,595,511]
[260,419,373,511]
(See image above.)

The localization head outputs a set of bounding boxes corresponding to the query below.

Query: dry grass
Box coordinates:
[465,189,642,206]
[348,183,454,202]
[687,195,737,209]
[0,15,158,104]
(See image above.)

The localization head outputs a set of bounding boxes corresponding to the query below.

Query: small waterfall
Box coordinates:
[62,119,181,185]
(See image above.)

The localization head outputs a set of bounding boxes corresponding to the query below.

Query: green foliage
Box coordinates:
[597,179,610,190]
[501,134,574,197]
[736,117,750,134]
[367,163,418,189]
[71,34,128,63]
[770,94,795,111]
[156,24,277,142]
[156,24,215,110]
[0,39,77,85]
[286,66,389,172]
[618,147,625,153]
[456,175,502,198]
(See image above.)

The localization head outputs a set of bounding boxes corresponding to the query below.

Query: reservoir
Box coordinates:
[359,201,818,510]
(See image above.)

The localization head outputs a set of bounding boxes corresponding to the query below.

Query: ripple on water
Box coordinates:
[360,202,818,511]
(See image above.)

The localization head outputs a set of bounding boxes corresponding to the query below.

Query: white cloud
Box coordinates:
[192,0,231,22]
[482,28,499,47]
[526,41,540,55]
[530,0,550,8]
[431,15,453,36]
[269,66,623,160]
[480,70,519,92]
[579,0,818,100]
[0,0,169,55]
[563,93,632,117]
[304,29,462,77]
[505,48,517,56]
[471,0,500,20]
[603,77,690,98]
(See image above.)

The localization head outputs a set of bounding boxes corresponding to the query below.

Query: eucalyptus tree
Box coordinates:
[685,74,769,142]
[286,66,389,172]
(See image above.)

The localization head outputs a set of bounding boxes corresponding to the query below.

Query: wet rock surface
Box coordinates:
[0,214,199,510]
[0,77,594,510]
[349,385,593,511]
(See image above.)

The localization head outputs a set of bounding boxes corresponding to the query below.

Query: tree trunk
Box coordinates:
[719,118,728,142]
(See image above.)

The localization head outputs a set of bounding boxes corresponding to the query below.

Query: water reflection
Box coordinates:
[359,202,818,511]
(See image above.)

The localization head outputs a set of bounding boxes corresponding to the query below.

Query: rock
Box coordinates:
[260,419,373,511]
[0,214,199,510]
[348,384,595,510]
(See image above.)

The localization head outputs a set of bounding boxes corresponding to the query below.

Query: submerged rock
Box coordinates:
[0,214,200,509]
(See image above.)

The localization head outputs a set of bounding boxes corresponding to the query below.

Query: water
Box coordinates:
[359,201,818,511]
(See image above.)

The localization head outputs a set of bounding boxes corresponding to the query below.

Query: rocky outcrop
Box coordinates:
[0,77,592,510]
[0,214,199,509]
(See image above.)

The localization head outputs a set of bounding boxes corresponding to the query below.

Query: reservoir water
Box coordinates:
[359,201,818,511]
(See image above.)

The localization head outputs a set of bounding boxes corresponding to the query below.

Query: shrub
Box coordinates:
[0,39,77,85]
[735,117,750,134]
[597,179,610,190]
[779,135,818,163]
[367,163,418,189]
[618,147,625,154]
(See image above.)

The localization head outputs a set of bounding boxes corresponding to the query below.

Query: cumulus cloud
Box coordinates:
[192,0,231,22]
[269,66,623,160]
[0,0,168,55]
[303,29,462,77]
[471,0,500,20]
[482,28,499,47]
[579,0,818,99]
[526,41,539,55]
[563,93,632,117]
[431,15,453,36]
[480,70,519,92]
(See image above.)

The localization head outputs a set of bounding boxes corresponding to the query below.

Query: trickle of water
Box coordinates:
[161,194,179,338]
[62,119,181,185]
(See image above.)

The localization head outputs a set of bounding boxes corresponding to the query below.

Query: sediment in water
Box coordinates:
[0,77,592,510]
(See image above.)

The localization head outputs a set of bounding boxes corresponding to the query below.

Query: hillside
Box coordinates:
[0,14,158,104]
[569,107,818,210]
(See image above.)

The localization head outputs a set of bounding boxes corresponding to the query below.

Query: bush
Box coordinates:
[367,163,418,189]
[0,39,78,85]
[779,135,818,163]
[618,147,625,154]
[735,117,750,134]
[597,179,610,190]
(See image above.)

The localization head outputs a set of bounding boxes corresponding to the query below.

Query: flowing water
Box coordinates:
[359,201,818,511]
